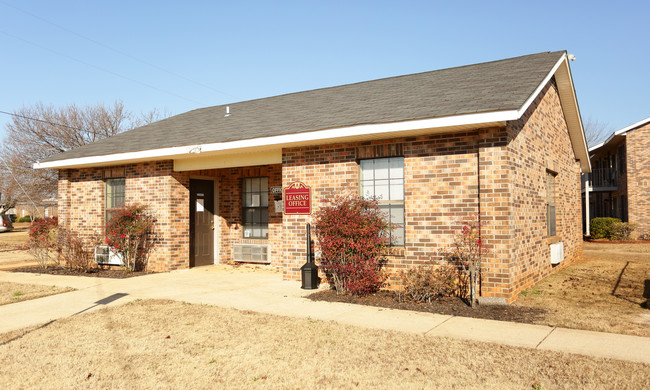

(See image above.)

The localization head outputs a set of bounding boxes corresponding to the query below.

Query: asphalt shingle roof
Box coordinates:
[42,51,565,163]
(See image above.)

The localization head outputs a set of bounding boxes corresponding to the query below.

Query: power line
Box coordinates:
[0,154,42,219]
[0,29,205,105]
[0,110,85,132]
[0,0,240,101]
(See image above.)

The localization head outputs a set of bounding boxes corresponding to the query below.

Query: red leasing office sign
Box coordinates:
[283,181,311,215]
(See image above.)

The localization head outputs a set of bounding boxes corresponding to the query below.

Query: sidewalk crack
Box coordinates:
[424,315,455,335]
[535,327,556,349]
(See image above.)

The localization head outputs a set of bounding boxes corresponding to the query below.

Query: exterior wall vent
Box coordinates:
[234,244,269,264]
[550,242,564,265]
[95,245,124,266]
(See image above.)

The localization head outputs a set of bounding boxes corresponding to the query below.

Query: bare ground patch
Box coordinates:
[0,281,73,306]
[514,242,650,336]
[0,299,648,389]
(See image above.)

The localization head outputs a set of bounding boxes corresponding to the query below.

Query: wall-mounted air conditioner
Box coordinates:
[95,245,124,266]
[233,244,269,264]
[550,242,564,265]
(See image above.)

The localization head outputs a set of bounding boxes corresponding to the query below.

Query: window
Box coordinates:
[106,178,125,223]
[546,171,556,237]
[360,157,404,245]
[242,177,268,239]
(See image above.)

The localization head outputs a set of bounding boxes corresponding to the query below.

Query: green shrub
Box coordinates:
[609,222,636,241]
[17,216,33,223]
[590,217,621,240]
[399,263,457,303]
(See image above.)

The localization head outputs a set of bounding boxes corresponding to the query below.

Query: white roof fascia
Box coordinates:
[588,116,650,152]
[515,53,566,118]
[553,56,591,172]
[34,110,517,169]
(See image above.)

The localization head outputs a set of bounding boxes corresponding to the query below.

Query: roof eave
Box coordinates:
[552,54,591,173]
[34,111,514,170]
[588,116,650,152]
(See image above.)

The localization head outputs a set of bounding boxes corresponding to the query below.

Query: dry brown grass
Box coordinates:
[0,299,648,389]
[0,223,29,249]
[0,281,73,306]
[515,242,650,336]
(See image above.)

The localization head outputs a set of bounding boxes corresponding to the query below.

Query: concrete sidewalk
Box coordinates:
[1,267,649,364]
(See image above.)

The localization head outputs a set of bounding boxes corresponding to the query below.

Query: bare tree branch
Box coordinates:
[1,101,167,201]
[583,116,614,149]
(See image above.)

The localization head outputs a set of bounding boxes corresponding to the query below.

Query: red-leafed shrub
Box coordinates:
[105,204,156,272]
[26,217,58,269]
[313,195,390,296]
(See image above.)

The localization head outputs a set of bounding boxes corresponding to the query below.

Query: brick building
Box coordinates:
[36,51,590,303]
[582,117,650,236]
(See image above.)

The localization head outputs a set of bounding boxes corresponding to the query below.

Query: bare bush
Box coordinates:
[399,262,457,303]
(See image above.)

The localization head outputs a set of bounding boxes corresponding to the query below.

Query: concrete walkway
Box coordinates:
[1,266,649,364]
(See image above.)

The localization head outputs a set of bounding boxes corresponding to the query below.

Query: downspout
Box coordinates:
[585,172,591,235]
[476,134,482,299]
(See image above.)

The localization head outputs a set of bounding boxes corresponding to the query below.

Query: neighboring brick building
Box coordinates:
[36,51,590,303]
[582,117,650,236]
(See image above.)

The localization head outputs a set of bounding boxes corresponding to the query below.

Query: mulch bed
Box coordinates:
[308,290,547,324]
[9,266,153,279]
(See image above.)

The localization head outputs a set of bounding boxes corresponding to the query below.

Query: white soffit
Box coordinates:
[174,149,282,171]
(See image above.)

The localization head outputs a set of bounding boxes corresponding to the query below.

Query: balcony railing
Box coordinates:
[583,168,617,190]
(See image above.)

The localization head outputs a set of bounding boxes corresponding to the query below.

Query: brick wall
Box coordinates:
[502,79,583,300]
[58,161,190,272]
[626,122,650,235]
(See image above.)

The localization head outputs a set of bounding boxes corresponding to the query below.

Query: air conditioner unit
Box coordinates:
[95,245,124,266]
[233,244,269,264]
[550,242,564,265]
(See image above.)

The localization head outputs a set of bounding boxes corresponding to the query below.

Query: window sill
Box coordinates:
[383,246,405,257]
[546,236,562,245]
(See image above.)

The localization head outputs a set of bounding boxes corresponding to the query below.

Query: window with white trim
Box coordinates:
[360,157,405,245]
[242,177,269,239]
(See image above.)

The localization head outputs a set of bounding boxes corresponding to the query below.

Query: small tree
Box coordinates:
[440,215,487,308]
[105,204,156,272]
[313,195,390,295]
[26,217,58,269]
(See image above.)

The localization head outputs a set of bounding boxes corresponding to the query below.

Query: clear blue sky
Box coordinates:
[1,0,648,139]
